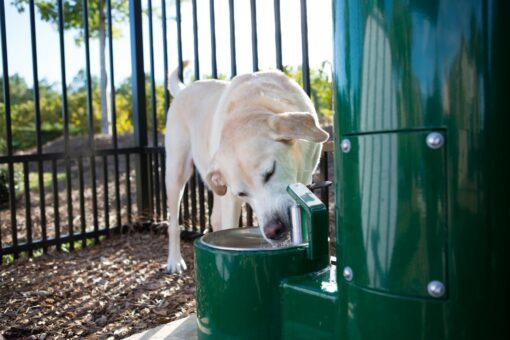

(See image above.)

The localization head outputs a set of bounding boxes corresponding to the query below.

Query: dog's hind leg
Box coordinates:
[165,133,193,273]
[217,193,242,230]
[209,193,241,231]
[210,193,222,231]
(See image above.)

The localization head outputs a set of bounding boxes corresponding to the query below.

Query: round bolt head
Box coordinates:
[341,139,351,153]
[343,266,353,281]
[427,280,446,298]
[426,132,444,149]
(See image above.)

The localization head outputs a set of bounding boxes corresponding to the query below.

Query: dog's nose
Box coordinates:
[264,219,286,240]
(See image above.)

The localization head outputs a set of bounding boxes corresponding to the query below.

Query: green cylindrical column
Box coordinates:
[334,0,509,339]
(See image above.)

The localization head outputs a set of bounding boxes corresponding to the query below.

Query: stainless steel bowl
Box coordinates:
[200,227,306,251]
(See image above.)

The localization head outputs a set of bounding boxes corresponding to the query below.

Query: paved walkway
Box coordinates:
[125,314,197,340]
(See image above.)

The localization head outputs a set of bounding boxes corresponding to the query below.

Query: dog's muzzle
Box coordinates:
[263,218,290,240]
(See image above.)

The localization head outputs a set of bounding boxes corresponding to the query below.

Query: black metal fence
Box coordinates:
[0,0,333,261]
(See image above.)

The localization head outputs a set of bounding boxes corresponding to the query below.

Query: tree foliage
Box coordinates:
[0,64,332,153]
[0,72,168,152]
[283,62,333,124]
[10,0,129,43]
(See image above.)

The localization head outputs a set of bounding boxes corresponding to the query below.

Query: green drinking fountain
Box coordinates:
[194,0,509,339]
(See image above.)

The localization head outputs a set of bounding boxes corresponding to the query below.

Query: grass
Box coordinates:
[2,254,14,265]
[61,235,106,252]
[28,172,67,192]
[2,169,67,203]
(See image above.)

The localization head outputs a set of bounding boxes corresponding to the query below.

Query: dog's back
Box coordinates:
[165,79,228,177]
[219,71,314,115]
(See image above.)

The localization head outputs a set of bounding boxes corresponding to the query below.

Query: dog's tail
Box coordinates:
[168,60,191,96]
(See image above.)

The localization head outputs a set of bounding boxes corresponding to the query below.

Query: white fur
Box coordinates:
[164,64,328,273]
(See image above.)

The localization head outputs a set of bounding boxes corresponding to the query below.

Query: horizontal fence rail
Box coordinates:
[0,0,334,261]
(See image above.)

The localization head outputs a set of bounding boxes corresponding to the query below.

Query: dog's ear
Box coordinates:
[206,169,227,196]
[268,112,329,143]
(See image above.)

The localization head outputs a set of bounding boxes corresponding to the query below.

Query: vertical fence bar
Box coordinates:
[51,160,61,251]
[156,155,162,220]
[175,0,187,224]
[190,171,197,231]
[157,8,168,219]
[228,0,236,77]
[300,0,310,95]
[179,196,184,225]
[176,0,183,79]
[161,152,167,219]
[198,178,206,232]
[250,0,258,72]
[0,0,18,258]
[23,162,32,256]
[238,210,243,228]
[148,0,158,146]
[126,153,132,224]
[83,0,99,243]
[103,155,110,231]
[150,160,155,221]
[58,0,74,250]
[148,153,155,218]
[183,183,189,227]
[107,0,122,230]
[192,0,200,78]
[207,190,213,230]
[273,0,283,70]
[205,0,217,232]
[320,151,329,209]
[78,156,86,248]
[209,0,217,78]
[129,0,151,222]
[29,0,48,252]
[161,0,169,116]
[246,205,253,227]
[190,0,200,231]
[154,157,161,219]
[147,0,161,219]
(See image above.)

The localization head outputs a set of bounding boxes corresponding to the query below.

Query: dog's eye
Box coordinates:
[238,192,248,197]
[263,162,276,184]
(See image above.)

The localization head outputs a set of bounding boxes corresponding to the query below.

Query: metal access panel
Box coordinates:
[341,131,447,298]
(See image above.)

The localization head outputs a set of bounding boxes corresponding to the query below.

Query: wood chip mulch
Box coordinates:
[0,232,196,339]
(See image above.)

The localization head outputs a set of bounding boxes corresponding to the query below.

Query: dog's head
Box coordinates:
[206,112,329,243]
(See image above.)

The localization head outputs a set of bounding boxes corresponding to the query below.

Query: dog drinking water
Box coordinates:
[164,61,329,273]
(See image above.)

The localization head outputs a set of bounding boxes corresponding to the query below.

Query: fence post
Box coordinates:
[129,0,152,222]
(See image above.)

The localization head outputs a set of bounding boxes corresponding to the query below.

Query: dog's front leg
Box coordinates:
[166,179,189,273]
[165,144,193,273]
[167,216,187,273]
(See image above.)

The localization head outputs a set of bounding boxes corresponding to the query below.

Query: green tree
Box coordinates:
[11,0,129,135]
[115,75,168,136]
[283,62,333,125]
[0,74,62,151]
[66,69,102,135]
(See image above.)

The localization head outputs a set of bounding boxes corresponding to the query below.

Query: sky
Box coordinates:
[2,0,333,88]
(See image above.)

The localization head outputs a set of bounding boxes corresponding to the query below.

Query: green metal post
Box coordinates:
[333,0,510,339]
[195,1,509,338]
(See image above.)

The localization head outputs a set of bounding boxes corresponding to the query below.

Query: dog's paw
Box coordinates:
[166,256,187,274]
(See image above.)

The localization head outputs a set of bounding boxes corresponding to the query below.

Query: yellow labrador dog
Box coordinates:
[165,62,329,273]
